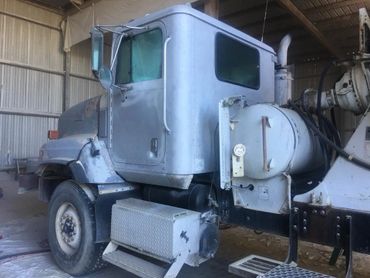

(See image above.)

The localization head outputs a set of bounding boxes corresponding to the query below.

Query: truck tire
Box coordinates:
[48,180,107,276]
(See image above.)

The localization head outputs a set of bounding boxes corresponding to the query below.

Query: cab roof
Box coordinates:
[117,4,276,56]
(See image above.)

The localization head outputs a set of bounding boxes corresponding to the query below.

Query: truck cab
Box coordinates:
[46,5,276,189]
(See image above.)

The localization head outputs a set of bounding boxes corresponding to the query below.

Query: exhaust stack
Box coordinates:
[275,34,293,105]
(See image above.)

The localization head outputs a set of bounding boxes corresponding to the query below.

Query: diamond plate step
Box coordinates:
[229,255,335,278]
[258,264,334,278]
[229,255,281,277]
[103,249,167,278]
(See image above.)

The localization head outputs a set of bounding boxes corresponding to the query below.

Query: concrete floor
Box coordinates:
[0,172,370,278]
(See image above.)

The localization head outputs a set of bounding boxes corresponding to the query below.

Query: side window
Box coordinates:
[215,33,260,89]
[116,28,163,84]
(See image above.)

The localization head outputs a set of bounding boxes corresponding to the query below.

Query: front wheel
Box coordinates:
[48,180,106,276]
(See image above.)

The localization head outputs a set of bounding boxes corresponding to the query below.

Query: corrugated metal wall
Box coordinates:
[70,39,104,107]
[0,0,102,169]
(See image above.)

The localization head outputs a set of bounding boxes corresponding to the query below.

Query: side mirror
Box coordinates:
[98,66,113,91]
[91,27,104,73]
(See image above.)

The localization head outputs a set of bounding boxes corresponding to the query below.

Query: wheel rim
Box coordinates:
[55,202,82,256]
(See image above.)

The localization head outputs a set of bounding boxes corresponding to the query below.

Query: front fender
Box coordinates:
[40,134,94,164]
[69,139,124,184]
[40,136,124,184]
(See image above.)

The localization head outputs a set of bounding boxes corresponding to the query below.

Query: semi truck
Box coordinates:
[31,4,370,278]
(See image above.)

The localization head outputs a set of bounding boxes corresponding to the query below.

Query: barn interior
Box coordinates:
[1,0,370,277]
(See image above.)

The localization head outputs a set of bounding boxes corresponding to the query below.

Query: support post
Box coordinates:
[63,51,71,111]
[344,216,353,278]
[204,0,219,18]
[285,207,299,264]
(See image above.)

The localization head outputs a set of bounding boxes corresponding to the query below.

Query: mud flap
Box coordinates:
[17,158,40,194]
[18,173,39,194]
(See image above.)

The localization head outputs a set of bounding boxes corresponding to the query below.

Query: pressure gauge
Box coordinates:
[233,144,246,157]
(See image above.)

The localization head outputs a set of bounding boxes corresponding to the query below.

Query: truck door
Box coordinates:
[110,26,166,166]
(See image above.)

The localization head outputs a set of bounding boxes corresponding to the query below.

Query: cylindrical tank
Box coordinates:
[231,104,322,180]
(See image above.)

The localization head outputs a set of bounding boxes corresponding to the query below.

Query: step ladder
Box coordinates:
[229,255,334,278]
[102,198,203,278]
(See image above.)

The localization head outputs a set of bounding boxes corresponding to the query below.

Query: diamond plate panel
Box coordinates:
[111,198,200,261]
[258,264,334,278]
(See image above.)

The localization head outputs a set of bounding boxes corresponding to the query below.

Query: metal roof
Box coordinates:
[216,0,370,63]
[26,0,83,11]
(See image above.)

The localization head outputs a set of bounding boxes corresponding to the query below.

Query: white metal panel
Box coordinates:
[0,0,64,168]
[2,15,29,64]
[0,15,63,70]
[69,76,103,107]
[0,0,62,29]
[64,0,194,50]
[71,39,94,78]
[0,65,63,113]
[0,114,58,166]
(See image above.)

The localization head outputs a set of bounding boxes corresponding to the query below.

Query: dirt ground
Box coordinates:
[0,172,370,278]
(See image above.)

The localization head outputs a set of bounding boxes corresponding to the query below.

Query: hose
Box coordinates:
[289,101,370,171]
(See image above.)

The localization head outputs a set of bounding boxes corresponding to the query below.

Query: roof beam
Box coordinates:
[277,0,345,59]
[302,0,368,17]
[67,0,102,16]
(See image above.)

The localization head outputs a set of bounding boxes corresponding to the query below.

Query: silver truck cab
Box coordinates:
[43,5,276,190]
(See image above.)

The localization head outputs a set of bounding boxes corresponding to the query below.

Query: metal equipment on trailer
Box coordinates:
[23,4,370,278]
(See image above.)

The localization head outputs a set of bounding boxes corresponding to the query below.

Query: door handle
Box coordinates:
[163,36,171,134]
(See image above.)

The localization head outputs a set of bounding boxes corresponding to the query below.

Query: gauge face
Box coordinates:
[233,144,246,157]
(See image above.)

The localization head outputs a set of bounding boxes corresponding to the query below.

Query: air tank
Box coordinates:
[230,104,323,180]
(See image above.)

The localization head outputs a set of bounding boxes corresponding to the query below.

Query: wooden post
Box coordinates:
[204,0,219,19]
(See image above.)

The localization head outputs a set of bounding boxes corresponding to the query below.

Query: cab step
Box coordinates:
[103,247,167,278]
[229,255,334,278]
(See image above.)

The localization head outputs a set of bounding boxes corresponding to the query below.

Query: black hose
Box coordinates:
[321,114,341,147]
[301,105,331,170]
[0,249,50,262]
[330,108,338,130]
[289,101,370,171]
